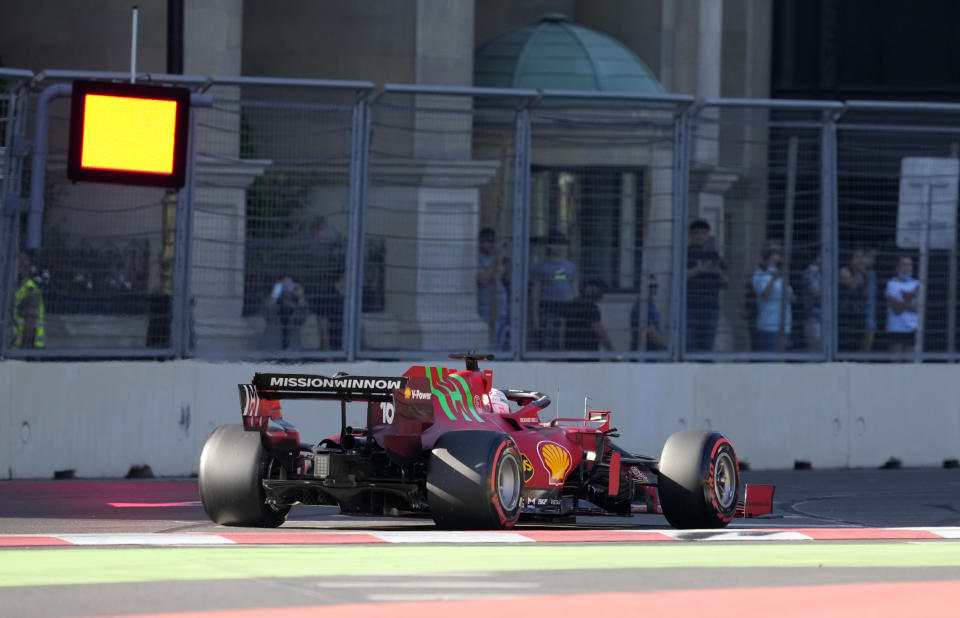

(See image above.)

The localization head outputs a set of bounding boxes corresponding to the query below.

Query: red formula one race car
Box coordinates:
[199,354,773,529]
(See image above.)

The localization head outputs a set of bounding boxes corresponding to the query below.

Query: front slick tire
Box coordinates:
[198,423,290,527]
[427,431,523,530]
[658,430,740,529]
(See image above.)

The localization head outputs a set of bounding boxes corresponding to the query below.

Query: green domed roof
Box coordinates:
[475,14,665,93]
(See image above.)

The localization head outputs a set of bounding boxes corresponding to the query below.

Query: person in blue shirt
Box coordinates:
[802,253,822,351]
[631,274,667,352]
[531,232,577,350]
[751,245,793,352]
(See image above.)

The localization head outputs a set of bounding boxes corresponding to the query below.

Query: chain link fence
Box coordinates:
[527,91,690,360]
[686,101,836,360]
[187,77,371,359]
[3,68,960,362]
[836,102,960,361]
[362,86,527,358]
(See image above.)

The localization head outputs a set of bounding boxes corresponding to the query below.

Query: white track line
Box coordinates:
[5,527,960,546]
[55,534,234,546]
[371,531,535,543]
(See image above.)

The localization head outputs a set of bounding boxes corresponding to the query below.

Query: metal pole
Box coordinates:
[778,136,798,352]
[914,184,932,362]
[166,0,184,75]
[130,6,139,84]
[171,105,200,357]
[821,113,838,360]
[670,107,691,361]
[344,94,371,361]
[26,83,72,249]
[510,107,531,360]
[0,87,27,359]
[948,143,958,359]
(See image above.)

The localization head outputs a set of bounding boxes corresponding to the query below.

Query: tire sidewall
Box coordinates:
[700,436,739,525]
[427,430,523,529]
[198,423,288,527]
[658,429,741,529]
[489,439,522,527]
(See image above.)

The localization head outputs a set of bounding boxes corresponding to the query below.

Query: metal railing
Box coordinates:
[2,67,960,363]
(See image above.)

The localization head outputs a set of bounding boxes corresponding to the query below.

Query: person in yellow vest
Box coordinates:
[13,254,45,348]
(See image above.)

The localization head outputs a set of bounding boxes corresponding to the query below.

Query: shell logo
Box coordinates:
[404,387,411,399]
[538,441,572,486]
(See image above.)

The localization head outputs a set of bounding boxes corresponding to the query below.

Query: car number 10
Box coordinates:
[380,402,395,424]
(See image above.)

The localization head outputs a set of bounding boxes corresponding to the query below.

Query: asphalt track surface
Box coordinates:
[0,468,958,617]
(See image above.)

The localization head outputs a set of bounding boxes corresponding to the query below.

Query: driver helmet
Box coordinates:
[488,388,511,415]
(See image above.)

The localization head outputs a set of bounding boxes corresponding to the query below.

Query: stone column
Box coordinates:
[182,0,270,350]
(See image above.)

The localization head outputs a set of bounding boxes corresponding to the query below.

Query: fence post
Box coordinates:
[1,74,34,358]
[778,135,799,352]
[821,110,839,361]
[510,105,532,360]
[344,93,371,362]
[670,105,692,361]
[170,102,201,357]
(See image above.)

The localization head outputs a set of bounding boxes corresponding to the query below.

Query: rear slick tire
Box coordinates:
[198,423,290,527]
[658,429,740,529]
[427,431,523,530]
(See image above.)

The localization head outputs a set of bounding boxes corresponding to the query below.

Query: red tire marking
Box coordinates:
[489,441,518,527]
[490,442,508,494]
[102,581,960,618]
[707,438,737,523]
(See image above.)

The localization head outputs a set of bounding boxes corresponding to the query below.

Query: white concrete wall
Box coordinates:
[1,360,957,478]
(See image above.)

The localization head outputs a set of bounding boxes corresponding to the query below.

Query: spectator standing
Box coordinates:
[751,245,793,352]
[686,219,729,352]
[863,248,878,351]
[838,247,878,352]
[261,274,307,350]
[531,233,577,350]
[313,267,345,350]
[12,254,45,349]
[885,255,920,357]
[631,274,667,351]
[476,227,509,350]
[565,279,614,352]
[803,254,822,351]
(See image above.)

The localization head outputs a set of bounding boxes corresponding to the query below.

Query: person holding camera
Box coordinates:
[686,219,729,352]
[261,274,307,350]
[751,244,793,352]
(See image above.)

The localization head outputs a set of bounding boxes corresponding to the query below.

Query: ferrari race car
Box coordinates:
[199,354,773,529]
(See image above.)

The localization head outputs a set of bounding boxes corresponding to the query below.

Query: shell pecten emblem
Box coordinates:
[537,441,572,486]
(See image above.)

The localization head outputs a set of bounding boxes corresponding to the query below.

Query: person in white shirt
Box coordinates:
[751,245,793,352]
[885,255,920,356]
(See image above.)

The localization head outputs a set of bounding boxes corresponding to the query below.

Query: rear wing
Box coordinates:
[246,373,406,401]
[240,372,408,430]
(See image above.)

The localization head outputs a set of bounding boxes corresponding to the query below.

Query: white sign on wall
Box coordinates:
[897,157,959,250]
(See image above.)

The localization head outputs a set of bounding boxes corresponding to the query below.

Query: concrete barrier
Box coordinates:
[1,362,10,477]
[1,359,957,478]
